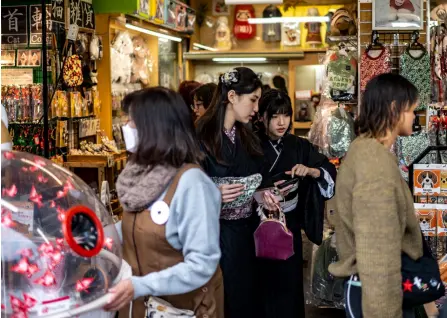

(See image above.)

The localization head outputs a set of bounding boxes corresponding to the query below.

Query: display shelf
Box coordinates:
[294,122,313,129]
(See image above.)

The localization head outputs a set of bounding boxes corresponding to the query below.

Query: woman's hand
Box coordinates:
[262,191,280,212]
[104,279,134,312]
[274,180,294,197]
[219,184,244,203]
[286,164,320,178]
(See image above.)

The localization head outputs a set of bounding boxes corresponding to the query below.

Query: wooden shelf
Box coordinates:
[293,122,313,129]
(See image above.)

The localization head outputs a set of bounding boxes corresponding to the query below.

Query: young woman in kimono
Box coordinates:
[256,89,337,318]
[196,67,278,318]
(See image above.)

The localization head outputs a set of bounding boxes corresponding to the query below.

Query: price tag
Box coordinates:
[66,24,79,41]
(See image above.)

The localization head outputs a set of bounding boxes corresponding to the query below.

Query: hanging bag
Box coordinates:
[254,204,294,260]
[62,40,83,87]
[402,233,445,308]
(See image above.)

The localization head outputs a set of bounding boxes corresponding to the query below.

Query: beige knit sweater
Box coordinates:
[328,137,423,318]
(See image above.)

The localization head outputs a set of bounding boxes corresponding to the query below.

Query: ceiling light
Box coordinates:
[248,16,330,24]
[212,57,267,63]
[225,0,282,4]
[125,24,182,42]
[193,43,218,52]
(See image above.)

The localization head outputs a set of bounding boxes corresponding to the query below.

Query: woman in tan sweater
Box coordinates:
[329,73,423,318]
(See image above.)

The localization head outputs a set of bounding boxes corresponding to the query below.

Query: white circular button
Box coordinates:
[150,201,170,225]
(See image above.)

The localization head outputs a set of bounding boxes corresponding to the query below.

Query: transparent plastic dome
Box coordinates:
[1,151,122,318]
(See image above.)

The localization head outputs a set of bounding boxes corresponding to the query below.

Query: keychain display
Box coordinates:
[7,124,56,156]
[2,85,44,123]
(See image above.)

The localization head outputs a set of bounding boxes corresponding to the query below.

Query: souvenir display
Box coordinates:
[131,36,153,86]
[1,85,44,123]
[165,0,177,28]
[330,8,357,37]
[233,5,256,40]
[305,8,322,46]
[360,47,391,92]
[175,0,187,31]
[110,32,134,84]
[400,49,430,110]
[1,151,128,318]
[282,22,300,47]
[153,0,165,24]
[186,7,196,34]
[262,5,282,43]
[214,17,232,51]
[430,25,447,105]
[324,48,358,102]
[414,164,442,196]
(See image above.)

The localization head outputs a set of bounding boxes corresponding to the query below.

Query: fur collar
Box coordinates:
[116,162,177,212]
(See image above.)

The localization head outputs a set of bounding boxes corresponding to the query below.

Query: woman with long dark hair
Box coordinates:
[192,83,217,119]
[106,87,223,318]
[196,67,277,317]
[256,89,336,318]
[329,73,424,318]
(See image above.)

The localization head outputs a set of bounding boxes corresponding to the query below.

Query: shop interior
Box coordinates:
[2,0,447,315]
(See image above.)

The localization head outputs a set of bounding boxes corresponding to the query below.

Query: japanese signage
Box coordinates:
[69,0,95,29]
[51,0,65,25]
[1,5,28,46]
[29,5,52,45]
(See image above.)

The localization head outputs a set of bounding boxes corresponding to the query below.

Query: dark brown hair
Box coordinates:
[356,73,419,138]
[196,67,263,164]
[122,87,203,167]
[178,80,201,108]
[192,83,218,110]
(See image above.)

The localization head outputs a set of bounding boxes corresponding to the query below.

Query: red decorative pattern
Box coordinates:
[360,48,391,92]
[29,186,43,208]
[1,209,15,227]
[2,185,18,197]
[11,257,39,278]
[104,237,113,250]
[75,278,94,293]
[34,270,56,287]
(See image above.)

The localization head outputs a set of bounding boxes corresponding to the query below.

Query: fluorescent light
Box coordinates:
[248,16,330,24]
[193,43,218,52]
[212,57,267,63]
[125,24,182,42]
[225,0,282,3]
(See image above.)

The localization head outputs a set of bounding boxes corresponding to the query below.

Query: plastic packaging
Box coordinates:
[306,233,345,309]
[1,151,124,317]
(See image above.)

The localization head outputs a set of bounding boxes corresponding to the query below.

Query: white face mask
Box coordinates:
[122,124,139,153]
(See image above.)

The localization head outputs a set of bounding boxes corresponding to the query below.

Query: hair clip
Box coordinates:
[221,69,239,87]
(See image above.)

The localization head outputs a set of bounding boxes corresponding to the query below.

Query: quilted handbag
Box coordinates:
[144,296,195,318]
[254,205,294,260]
[211,173,262,209]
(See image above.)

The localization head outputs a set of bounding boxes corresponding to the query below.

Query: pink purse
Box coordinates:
[254,206,294,260]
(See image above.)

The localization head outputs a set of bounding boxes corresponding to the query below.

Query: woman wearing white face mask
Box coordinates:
[106,87,224,318]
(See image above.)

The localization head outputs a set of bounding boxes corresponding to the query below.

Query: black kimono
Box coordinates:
[258,133,337,318]
[200,131,264,318]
